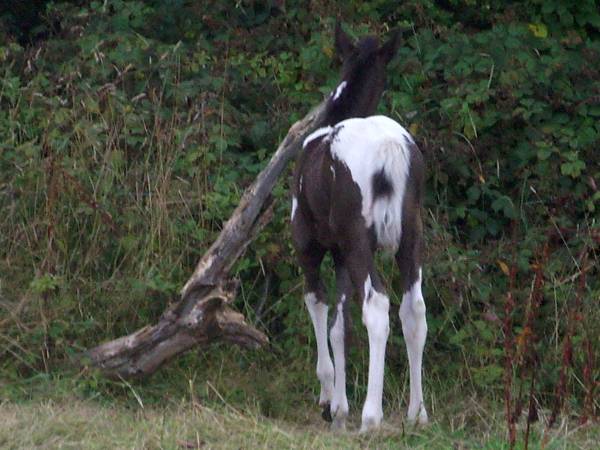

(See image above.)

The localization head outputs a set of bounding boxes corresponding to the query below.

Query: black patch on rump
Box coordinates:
[372,168,393,199]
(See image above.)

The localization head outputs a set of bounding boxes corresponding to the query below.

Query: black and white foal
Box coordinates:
[291,25,428,432]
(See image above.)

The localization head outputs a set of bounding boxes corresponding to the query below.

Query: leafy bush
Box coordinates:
[1,0,598,423]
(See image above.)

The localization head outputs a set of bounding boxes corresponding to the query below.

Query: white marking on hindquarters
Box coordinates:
[330,165,335,179]
[303,126,333,148]
[332,80,347,101]
[330,116,413,252]
[330,294,349,429]
[410,268,426,316]
[361,288,390,432]
[363,274,373,302]
[304,293,334,407]
[399,268,428,424]
[291,197,298,221]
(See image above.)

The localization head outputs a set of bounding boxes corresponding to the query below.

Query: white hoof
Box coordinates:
[330,402,348,432]
[407,404,428,426]
[331,416,346,431]
[360,407,383,433]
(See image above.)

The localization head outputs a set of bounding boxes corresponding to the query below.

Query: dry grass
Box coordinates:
[1,399,337,449]
[1,393,598,450]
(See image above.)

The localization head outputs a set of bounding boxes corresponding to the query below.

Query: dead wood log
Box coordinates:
[84,100,329,379]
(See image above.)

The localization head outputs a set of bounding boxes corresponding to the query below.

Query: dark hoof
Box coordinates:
[321,403,332,422]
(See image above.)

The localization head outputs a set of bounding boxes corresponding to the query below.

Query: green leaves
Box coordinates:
[560,152,586,178]
[29,274,61,294]
[491,195,517,220]
[1,1,598,408]
[528,23,548,39]
[389,19,599,242]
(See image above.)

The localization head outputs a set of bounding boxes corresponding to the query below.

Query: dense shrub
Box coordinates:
[1,0,598,420]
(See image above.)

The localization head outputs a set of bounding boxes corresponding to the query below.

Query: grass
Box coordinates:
[1,355,598,450]
[1,398,347,450]
[2,394,598,449]
[1,4,598,449]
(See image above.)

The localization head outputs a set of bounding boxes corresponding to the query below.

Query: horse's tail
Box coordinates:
[371,138,412,252]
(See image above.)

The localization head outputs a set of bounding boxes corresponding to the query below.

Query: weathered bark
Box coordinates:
[84,100,328,379]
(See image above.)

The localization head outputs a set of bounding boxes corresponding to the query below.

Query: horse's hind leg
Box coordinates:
[338,233,390,433]
[396,214,428,425]
[327,250,355,429]
[292,214,334,418]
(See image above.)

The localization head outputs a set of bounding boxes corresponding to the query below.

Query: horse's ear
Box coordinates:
[379,28,402,64]
[335,22,355,60]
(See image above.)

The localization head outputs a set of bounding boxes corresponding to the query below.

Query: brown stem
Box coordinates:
[503,221,519,449]
[524,364,538,450]
[547,252,587,429]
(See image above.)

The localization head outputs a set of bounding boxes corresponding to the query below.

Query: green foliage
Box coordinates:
[1,0,598,428]
[391,22,599,241]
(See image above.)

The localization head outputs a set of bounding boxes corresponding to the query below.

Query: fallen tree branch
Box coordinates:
[84,100,328,379]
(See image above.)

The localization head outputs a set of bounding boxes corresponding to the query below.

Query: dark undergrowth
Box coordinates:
[1,1,599,447]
